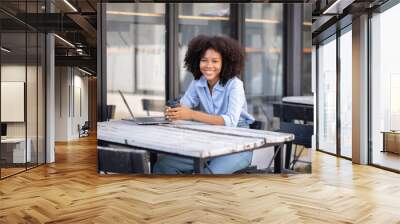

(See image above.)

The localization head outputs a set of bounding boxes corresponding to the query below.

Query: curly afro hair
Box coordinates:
[184,35,245,86]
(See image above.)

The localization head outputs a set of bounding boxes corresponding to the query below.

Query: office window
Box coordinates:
[339,28,352,158]
[105,3,166,119]
[244,3,283,130]
[177,3,230,95]
[317,36,337,154]
[371,3,400,171]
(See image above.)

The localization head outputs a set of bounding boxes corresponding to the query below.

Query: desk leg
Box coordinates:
[285,141,293,170]
[97,140,106,174]
[281,144,285,174]
[193,158,205,174]
[149,152,157,173]
[274,145,281,174]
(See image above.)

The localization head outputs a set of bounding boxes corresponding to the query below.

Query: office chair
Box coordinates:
[98,145,150,174]
[106,105,116,120]
[78,121,90,138]
[278,122,312,170]
[234,120,264,174]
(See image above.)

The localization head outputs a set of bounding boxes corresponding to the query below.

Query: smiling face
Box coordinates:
[199,48,222,86]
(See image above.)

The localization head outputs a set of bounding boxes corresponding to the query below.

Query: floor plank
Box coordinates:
[1,135,400,223]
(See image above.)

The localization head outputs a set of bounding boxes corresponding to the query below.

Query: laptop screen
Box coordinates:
[118,90,135,120]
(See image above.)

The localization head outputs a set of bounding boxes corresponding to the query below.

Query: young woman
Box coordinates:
[153,35,255,174]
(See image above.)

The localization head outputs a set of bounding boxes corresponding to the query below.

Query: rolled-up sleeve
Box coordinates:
[180,80,199,108]
[220,81,245,127]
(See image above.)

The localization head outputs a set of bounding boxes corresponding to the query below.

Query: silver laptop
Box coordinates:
[118,90,170,125]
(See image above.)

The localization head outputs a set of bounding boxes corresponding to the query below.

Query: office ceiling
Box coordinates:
[0,0,393,74]
[0,0,98,74]
[311,0,390,43]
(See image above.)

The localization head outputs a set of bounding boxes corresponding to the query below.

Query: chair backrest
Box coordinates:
[249,120,264,130]
[141,99,165,116]
[106,105,116,120]
[82,121,90,129]
[278,122,313,148]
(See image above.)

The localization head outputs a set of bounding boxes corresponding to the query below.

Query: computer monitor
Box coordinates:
[1,123,7,137]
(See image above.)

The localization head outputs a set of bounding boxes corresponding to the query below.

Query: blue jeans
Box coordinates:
[153,121,253,174]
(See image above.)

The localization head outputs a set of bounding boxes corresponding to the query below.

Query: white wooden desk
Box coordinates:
[1,137,31,164]
[97,120,294,174]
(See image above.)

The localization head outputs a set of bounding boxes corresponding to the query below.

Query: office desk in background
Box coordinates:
[97,120,294,174]
[0,137,32,165]
[382,131,400,154]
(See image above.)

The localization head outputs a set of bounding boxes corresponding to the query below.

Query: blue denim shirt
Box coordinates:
[180,75,255,127]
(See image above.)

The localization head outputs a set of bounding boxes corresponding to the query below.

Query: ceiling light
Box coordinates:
[323,0,354,15]
[54,34,75,48]
[244,18,279,24]
[63,0,78,12]
[107,11,163,17]
[78,67,92,76]
[179,15,229,21]
[1,47,11,53]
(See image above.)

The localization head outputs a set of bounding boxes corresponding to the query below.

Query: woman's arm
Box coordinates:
[166,79,246,126]
[166,106,225,125]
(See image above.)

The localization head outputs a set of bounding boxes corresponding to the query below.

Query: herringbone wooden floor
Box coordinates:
[1,135,400,224]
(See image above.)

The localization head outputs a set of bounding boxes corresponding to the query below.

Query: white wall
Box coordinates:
[1,65,35,138]
[55,67,89,141]
[71,73,89,138]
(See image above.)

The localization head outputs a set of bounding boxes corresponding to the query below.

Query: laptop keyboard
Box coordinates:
[135,117,167,122]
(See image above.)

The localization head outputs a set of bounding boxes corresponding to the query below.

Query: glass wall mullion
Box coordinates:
[0,30,2,179]
[367,12,373,165]
[36,0,39,168]
[316,44,319,151]
[166,3,178,100]
[25,2,28,171]
[36,30,39,168]
[336,30,341,157]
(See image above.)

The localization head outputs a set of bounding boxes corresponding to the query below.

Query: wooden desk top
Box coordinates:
[97,120,294,159]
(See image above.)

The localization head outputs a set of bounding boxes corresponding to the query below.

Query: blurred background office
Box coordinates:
[102,3,312,132]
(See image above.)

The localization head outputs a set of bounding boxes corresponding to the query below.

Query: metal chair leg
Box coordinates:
[291,146,306,170]
[289,145,298,169]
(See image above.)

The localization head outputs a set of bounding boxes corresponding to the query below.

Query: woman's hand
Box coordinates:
[165,105,193,121]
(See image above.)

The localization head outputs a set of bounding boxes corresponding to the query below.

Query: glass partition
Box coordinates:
[0,1,46,179]
[317,36,337,155]
[244,3,283,130]
[1,30,28,177]
[106,3,166,119]
[371,4,400,171]
[177,3,230,94]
